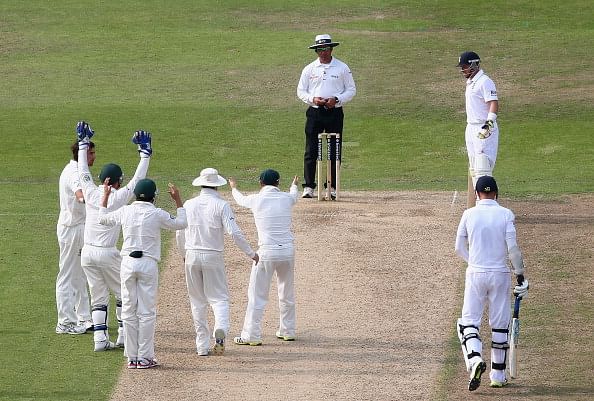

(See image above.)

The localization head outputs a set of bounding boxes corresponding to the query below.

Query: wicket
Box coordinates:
[316,133,341,201]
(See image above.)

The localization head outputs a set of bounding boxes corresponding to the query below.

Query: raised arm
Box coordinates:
[159,183,187,231]
[76,121,96,200]
[228,177,252,208]
[289,176,299,202]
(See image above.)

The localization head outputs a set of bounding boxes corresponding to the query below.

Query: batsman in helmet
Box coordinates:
[457,51,500,207]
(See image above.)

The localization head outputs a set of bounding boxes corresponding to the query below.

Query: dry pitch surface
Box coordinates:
[110,191,594,401]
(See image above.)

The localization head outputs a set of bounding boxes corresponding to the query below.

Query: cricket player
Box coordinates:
[457,51,499,207]
[229,169,299,345]
[455,176,529,391]
[176,168,259,356]
[297,34,356,199]
[76,122,152,351]
[56,140,94,335]
[99,178,187,369]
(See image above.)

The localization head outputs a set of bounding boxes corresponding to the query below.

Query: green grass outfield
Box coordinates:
[0,1,592,400]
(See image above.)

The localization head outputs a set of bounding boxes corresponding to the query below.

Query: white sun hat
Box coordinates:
[192,168,227,187]
[308,34,340,49]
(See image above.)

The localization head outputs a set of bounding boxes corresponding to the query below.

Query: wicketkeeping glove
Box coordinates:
[513,275,529,299]
[477,120,494,139]
[132,130,152,157]
[76,121,94,147]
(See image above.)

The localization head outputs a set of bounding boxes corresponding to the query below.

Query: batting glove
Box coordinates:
[132,130,152,157]
[76,121,94,147]
[478,120,494,139]
[513,275,529,299]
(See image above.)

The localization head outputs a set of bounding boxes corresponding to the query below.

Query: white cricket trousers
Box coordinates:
[120,255,158,361]
[461,269,511,382]
[184,250,230,354]
[240,247,295,341]
[81,245,123,306]
[465,122,499,172]
[56,223,91,325]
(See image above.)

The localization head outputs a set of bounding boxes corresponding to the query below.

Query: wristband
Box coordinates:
[487,112,497,122]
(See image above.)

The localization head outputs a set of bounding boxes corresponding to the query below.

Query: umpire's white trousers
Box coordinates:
[461,269,511,382]
[120,255,158,361]
[56,223,91,325]
[184,250,231,354]
[465,122,499,171]
[240,247,295,341]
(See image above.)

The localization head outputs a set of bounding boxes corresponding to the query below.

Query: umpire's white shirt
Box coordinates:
[465,70,498,124]
[455,199,517,272]
[176,188,255,258]
[232,185,298,252]
[99,202,187,261]
[58,160,85,227]
[297,57,356,107]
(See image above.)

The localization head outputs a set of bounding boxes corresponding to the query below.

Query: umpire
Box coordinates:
[297,34,356,198]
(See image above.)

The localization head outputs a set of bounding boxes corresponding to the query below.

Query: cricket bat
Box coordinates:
[509,294,522,378]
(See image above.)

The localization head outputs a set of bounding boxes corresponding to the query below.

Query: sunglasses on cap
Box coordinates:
[315,46,333,52]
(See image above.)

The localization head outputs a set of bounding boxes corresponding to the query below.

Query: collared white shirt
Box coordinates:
[99,201,187,262]
[57,160,86,227]
[232,185,298,249]
[455,199,518,272]
[465,69,498,124]
[78,148,149,248]
[176,188,255,258]
[297,57,356,107]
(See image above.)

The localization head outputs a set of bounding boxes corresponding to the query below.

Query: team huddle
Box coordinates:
[56,121,300,369]
[55,34,530,390]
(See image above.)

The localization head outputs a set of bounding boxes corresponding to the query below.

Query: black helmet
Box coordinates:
[457,51,480,67]
[134,178,157,201]
[99,163,123,186]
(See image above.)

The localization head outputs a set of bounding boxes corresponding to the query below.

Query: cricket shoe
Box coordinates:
[137,358,159,369]
[212,328,225,355]
[489,379,508,388]
[115,329,125,348]
[302,187,314,198]
[79,320,94,333]
[468,359,487,391]
[56,323,86,335]
[330,188,336,200]
[94,340,116,352]
[127,360,138,369]
[233,336,262,346]
[275,331,296,341]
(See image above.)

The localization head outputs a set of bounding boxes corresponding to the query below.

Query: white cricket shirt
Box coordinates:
[297,57,356,107]
[78,148,149,247]
[465,70,498,124]
[99,202,187,262]
[176,188,255,258]
[57,160,85,227]
[231,185,298,249]
[455,199,517,272]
